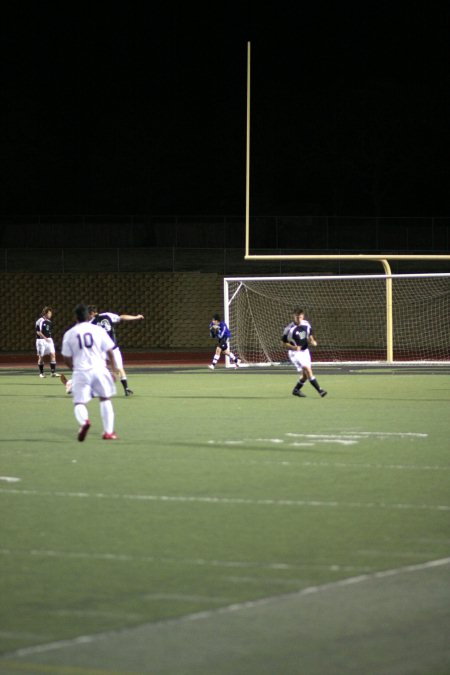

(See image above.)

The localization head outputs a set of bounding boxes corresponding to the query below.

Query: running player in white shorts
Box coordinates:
[282,308,327,398]
[61,304,119,441]
[35,306,58,378]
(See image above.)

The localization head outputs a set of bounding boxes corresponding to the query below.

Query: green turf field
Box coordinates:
[0,367,449,674]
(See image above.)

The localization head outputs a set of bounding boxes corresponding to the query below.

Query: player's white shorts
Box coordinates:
[288,348,312,371]
[36,338,55,357]
[72,368,116,404]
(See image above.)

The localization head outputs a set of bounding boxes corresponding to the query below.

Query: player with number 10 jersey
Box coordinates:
[62,322,115,371]
[61,304,119,441]
[61,320,117,402]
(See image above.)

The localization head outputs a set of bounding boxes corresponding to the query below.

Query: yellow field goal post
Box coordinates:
[236,43,450,365]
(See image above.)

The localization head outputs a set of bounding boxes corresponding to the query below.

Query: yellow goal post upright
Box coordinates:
[240,42,450,365]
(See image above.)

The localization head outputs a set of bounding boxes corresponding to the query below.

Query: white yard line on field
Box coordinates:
[115,453,450,471]
[0,547,373,573]
[208,430,429,449]
[1,488,449,511]
[268,460,449,471]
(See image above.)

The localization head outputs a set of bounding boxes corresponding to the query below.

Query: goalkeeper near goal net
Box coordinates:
[208,314,241,370]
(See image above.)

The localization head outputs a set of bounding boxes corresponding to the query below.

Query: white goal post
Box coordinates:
[224,273,450,365]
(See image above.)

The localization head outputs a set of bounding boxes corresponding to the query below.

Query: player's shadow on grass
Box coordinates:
[156,395,288,400]
[330,396,446,402]
[0,381,62,385]
[0,393,69,399]
[0,437,68,442]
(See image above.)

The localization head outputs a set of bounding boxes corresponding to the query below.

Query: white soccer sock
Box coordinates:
[100,400,115,434]
[74,404,89,425]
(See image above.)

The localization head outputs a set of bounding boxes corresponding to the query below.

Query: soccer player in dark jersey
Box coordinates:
[88,306,144,396]
[208,314,240,369]
[282,308,327,398]
[35,306,58,378]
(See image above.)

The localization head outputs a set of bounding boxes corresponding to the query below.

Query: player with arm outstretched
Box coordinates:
[282,308,327,398]
[208,314,240,370]
[88,306,144,396]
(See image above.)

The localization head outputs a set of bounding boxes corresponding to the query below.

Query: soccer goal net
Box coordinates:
[224,273,450,364]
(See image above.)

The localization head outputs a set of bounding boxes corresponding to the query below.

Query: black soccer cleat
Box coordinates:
[319,390,328,397]
[292,389,306,398]
[78,420,91,442]
[125,388,134,396]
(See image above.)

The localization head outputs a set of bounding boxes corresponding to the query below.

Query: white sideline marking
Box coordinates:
[299,460,448,471]
[0,476,20,483]
[142,594,231,603]
[1,488,448,511]
[290,432,428,438]
[133,454,448,472]
[286,431,428,440]
[6,557,450,658]
[208,430,428,449]
[0,547,372,573]
[292,440,358,446]
[254,438,284,444]
[258,437,359,446]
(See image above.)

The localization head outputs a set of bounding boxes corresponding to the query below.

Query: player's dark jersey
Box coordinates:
[209,320,231,340]
[209,320,232,351]
[282,320,312,350]
[35,317,52,338]
[90,312,119,346]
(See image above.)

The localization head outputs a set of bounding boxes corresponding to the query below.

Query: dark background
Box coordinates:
[1,2,449,219]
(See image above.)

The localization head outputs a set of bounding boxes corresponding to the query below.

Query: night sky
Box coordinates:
[2,3,449,217]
